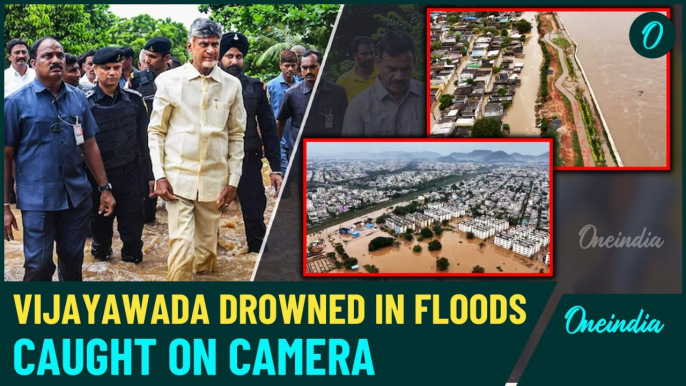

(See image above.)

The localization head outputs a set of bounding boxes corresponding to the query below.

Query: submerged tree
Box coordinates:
[436,257,450,271]
[472,265,486,273]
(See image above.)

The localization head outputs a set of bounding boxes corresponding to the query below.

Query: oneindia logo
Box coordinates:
[578,225,664,249]
[565,306,664,334]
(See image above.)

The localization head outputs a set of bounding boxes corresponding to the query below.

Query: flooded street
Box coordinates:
[558,12,668,166]
[308,211,549,275]
[503,12,542,136]
[5,162,276,281]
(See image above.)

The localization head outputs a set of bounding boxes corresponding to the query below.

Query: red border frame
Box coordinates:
[302,138,554,277]
[426,7,672,171]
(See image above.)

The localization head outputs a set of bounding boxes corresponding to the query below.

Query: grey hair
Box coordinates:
[139,48,146,63]
[188,18,223,41]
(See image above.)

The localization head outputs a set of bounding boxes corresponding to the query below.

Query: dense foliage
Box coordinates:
[428,240,442,251]
[436,257,450,271]
[4,4,338,80]
[471,118,505,138]
[368,237,395,252]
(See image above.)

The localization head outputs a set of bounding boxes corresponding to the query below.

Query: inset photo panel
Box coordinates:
[303,138,553,277]
[428,8,670,170]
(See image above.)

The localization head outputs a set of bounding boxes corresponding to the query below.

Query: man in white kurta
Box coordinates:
[148,18,246,281]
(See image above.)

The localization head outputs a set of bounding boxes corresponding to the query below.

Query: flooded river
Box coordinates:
[4,162,275,281]
[503,12,543,136]
[558,12,668,167]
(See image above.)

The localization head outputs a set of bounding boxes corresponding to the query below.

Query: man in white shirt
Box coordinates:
[78,50,96,92]
[4,39,36,98]
[148,18,246,281]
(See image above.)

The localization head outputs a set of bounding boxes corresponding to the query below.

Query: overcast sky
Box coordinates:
[109,4,205,28]
[306,141,549,156]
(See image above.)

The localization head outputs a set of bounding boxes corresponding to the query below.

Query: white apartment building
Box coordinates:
[494,233,513,249]
[513,240,537,258]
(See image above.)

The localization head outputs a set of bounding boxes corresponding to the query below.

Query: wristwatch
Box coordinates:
[98,182,113,193]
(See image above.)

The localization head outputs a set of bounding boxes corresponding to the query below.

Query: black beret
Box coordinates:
[92,47,124,65]
[220,32,249,59]
[144,37,171,54]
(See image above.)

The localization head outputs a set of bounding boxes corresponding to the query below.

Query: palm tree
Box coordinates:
[255,25,308,66]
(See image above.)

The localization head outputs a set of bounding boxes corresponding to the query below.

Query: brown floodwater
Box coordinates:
[4,163,275,281]
[309,214,549,275]
[503,11,543,136]
[558,12,668,166]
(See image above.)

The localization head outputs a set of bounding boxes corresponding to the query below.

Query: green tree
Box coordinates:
[421,228,434,239]
[515,19,533,34]
[431,41,441,50]
[343,258,359,269]
[496,87,507,96]
[439,94,453,111]
[501,29,508,37]
[503,36,512,46]
[428,240,443,251]
[479,241,485,249]
[472,265,486,273]
[436,257,450,271]
[404,233,413,241]
[466,78,475,85]
[368,237,395,252]
[432,224,443,236]
[363,264,380,273]
[4,4,115,57]
[448,14,458,24]
[413,245,422,253]
[442,219,449,226]
[108,14,190,64]
[467,231,475,239]
[493,66,503,73]
[471,117,505,138]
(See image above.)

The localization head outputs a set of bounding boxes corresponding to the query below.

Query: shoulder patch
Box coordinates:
[85,90,95,98]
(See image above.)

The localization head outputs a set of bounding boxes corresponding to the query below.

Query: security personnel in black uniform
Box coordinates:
[137,37,171,224]
[219,32,283,253]
[86,48,154,263]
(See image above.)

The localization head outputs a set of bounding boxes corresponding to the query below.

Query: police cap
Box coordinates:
[144,37,171,55]
[220,32,249,59]
[92,47,124,65]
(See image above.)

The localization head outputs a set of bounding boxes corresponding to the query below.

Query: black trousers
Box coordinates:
[89,166,144,260]
[237,150,268,253]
